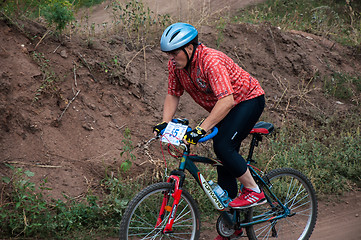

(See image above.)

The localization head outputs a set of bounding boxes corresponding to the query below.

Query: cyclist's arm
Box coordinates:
[162,94,180,123]
[199,94,234,132]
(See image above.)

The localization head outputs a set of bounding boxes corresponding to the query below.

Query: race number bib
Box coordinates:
[161,122,188,146]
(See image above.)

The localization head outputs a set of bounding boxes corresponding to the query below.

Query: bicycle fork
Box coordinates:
[155,174,183,234]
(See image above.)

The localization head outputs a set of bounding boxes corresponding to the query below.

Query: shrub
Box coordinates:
[42,0,75,34]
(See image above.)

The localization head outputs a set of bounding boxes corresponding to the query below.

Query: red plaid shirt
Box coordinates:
[167,44,264,112]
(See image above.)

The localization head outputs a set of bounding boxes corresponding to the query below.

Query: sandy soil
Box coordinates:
[0,0,360,239]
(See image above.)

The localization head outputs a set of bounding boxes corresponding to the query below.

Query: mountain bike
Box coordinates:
[119,120,318,239]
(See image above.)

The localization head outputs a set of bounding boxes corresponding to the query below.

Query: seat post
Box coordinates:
[246,134,262,162]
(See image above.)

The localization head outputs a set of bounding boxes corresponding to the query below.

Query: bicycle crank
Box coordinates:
[216,212,236,237]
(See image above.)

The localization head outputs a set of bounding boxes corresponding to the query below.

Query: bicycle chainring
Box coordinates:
[216,212,235,237]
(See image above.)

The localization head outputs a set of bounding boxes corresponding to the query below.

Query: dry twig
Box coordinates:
[125,45,153,74]
[233,47,247,69]
[57,90,80,122]
[77,53,97,82]
[73,61,78,88]
[53,44,61,53]
[5,161,62,168]
[35,30,51,50]
[143,46,148,82]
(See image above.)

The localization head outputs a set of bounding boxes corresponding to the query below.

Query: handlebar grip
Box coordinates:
[199,127,218,142]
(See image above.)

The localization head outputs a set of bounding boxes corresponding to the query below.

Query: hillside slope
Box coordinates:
[0,2,360,238]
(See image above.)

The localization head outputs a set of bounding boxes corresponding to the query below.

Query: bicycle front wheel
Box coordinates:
[246,168,318,240]
[119,182,200,239]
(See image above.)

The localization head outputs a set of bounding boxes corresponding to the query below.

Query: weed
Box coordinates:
[0,165,51,237]
[0,164,140,238]
[324,71,361,104]
[234,0,361,47]
[253,116,361,194]
[120,127,135,172]
[41,0,75,34]
[31,51,60,101]
[111,0,170,49]
[216,16,228,48]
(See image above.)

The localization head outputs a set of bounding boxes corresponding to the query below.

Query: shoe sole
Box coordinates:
[230,231,244,240]
[229,198,267,209]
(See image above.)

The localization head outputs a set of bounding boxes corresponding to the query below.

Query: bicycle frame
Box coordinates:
[157,145,226,233]
[237,165,291,228]
[157,125,289,233]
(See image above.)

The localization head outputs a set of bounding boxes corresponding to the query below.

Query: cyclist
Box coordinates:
[153,22,266,239]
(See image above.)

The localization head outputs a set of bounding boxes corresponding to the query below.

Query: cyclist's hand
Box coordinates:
[183,126,206,145]
[153,121,168,136]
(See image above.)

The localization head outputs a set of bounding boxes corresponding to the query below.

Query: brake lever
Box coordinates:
[145,136,158,147]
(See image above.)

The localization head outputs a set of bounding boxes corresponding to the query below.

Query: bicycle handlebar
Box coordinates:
[198,126,218,142]
[160,119,218,143]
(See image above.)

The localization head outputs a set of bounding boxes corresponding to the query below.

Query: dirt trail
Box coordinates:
[0,0,360,239]
[197,191,361,239]
[311,191,361,240]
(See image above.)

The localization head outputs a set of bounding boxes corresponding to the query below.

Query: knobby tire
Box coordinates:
[119,182,200,240]
[246,168,318,240]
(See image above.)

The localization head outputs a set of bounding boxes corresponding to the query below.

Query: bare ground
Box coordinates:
[0,0,360,239]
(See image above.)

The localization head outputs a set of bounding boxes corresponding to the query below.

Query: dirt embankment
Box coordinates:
[0,1,360,239]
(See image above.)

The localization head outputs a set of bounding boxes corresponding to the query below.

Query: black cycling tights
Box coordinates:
[213,95,265,199]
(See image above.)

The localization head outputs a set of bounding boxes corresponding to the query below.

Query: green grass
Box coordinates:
[0,127,143,239]
[0,0,106,35]
[253,115,361,195]
[324,72,361,103]
[1,114,360,238]
[0,164,146,239]
[1,0,360,237]
[73,0,106,8]
[233,0,361,47]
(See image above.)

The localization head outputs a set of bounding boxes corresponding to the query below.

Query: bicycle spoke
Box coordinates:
[246,168,317,240]
[287,192,308,209]
[290,200,311,212]
[120,182,199,239]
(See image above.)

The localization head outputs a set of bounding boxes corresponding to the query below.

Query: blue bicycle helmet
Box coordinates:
[160,23,198,52]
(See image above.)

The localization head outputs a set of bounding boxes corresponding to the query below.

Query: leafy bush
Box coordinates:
[42,0,75,33]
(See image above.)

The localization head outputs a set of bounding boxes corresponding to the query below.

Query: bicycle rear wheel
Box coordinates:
[246,168,318,240]
[119,182,200,239]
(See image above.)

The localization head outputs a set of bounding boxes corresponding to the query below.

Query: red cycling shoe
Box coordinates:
[229,187,266,209]
[214,229,243,240]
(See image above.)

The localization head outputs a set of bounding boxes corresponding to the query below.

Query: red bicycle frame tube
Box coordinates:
[155,175,183,233]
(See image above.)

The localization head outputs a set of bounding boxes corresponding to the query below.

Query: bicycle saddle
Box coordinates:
[250,122,274,135]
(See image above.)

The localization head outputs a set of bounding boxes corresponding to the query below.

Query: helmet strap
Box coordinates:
[182,43,199,70]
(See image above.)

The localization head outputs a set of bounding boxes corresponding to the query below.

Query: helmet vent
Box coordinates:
[165,26,173,37]
[169,30,181,43]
